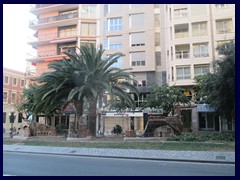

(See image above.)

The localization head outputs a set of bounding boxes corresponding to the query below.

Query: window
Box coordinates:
[193,43,209,58]
[109,36,123,49]
[3,112,6,123]
[12,77,17,86]
[175,44,190,59]
[131,52,145,66]
[109,17,122,31]
[12,92,16,103]
[103,21,108,35]
[175,24,189,38]
[155,32,160,46]
[194,65,210,77]
[176,66,191,80]
[81,5,96,18]
[58,43,76,55]
[103,38,108,49]
[130,13,144,28]
[154,14,160,27]
[155,52,161,66]
[81,23,96,36]
[174,8,188,18]
[20,79,25,87]
[59,26,77,38]
[4,76,9,84]
[216,19,233,34]
[130,32,145,47]
[192,22,207,37]
[3,91,8,102]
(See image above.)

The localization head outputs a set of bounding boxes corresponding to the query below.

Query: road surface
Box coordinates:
[3,152,235,176]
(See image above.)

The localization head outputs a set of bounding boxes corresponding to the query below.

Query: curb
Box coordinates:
[3,149,235,165]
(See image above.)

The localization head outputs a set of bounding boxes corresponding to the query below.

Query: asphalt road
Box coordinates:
[3,152,235,176]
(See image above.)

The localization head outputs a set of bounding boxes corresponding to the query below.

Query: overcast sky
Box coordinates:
[3,4,36,72]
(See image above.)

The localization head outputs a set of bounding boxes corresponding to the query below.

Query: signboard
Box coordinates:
[196,104,215,112]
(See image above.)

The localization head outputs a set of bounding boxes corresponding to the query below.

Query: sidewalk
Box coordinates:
[3,144,235,164]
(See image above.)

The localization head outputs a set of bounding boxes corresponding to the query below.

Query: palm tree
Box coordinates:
[32,44,138,136]
[34,56,85,128]
[67,44,139,135]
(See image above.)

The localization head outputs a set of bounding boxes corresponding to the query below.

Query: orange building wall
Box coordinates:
[36,61,51,77]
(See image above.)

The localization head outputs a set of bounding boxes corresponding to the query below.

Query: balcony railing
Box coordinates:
[192,31,208,37]
[175,32,189,39]
[29,12,78,26]
[193,53,209,58]
[38,50,57,58]
[38,33,58,41]
[176,51,190,59]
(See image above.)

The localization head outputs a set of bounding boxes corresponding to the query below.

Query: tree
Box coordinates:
[194,41,235,126]
[143,84,191,116]
[31,44,138,136]
[34,57,86,127]
[18,83,38,118]
[67,44,139,135]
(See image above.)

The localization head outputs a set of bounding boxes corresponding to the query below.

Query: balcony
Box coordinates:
[174,24,189,39]
[28,30,77,48]
[29,12,79,30]
[193,53,209,58]
[30,12,78,26]
[30,4,79,16]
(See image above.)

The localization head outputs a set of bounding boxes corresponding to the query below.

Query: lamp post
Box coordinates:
[9,112,15,138]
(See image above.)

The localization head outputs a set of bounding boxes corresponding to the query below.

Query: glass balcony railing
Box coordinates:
[175,32,189,39]
[176,51,190,59]
[29,12,78,26]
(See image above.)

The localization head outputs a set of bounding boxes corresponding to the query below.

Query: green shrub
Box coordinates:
[167,132,235,142]
[56,124,68,137]
[112,124,123,135]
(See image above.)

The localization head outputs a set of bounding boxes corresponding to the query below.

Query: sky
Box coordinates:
[3,4,36,72]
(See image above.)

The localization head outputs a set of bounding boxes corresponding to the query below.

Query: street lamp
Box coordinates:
[9,112,15,138]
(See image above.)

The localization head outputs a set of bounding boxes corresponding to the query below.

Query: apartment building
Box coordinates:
[27,4,235,133]
[98,4,235,132]
[27,4,99,78]
[159,4,235,131]
[98,4,167,108]
[3,68,29,132]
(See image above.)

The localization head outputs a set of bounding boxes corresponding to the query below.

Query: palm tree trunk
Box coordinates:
[74,100,83,129]
[88,97,97,136]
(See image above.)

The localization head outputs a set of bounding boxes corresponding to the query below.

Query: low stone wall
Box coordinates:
[18,120,56,137]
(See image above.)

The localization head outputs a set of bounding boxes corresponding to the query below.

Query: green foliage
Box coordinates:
[56,123,68,136]
[143,84,190,115]
[167,132,235,142]
[28,44,139,136]
[194,41,235,122]
[112,125,123,135]
[18,83,38,116]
